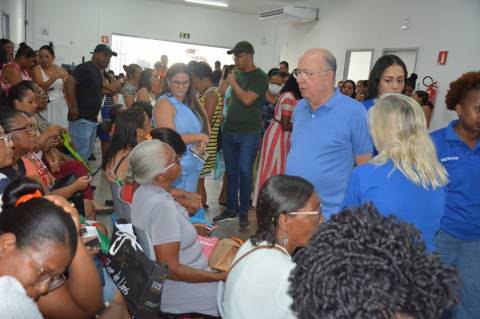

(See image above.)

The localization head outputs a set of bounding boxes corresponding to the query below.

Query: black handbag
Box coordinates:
[106,224,169,318]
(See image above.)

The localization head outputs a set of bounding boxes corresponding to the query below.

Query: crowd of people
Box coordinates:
[0,36,478,319]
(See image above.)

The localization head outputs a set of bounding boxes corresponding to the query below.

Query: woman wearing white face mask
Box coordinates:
[253,73,302,206]
[263,69,284,134]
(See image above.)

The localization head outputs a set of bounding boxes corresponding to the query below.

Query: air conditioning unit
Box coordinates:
[258,6,319,23]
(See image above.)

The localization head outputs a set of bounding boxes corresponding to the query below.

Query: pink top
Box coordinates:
[0,63,32,92]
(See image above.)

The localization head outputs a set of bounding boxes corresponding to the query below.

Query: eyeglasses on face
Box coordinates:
[23,249,67,292]
[170,80,190,88]
[5,124,37,135]
[288,208,324,222]
[163,155,182,171]
[292,69,332,79]
[0,134,13,146]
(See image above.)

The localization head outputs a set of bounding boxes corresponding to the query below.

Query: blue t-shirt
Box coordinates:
[431,121,480,240]
[285,89,373,217]
[342,160,445,250]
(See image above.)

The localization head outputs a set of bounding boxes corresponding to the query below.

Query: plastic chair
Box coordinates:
[109,181,131,220]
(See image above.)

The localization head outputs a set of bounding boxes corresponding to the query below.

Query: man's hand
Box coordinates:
[68,106,80,121]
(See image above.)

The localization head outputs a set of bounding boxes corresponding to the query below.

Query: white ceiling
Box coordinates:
[151,0,312,15]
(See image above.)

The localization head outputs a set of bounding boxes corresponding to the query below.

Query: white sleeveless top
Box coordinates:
[40,67,64,99]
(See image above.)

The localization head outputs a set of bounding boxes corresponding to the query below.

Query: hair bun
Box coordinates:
[48,42,54,49]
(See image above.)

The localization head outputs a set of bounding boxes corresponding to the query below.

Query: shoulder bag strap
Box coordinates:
[229,244,288,272]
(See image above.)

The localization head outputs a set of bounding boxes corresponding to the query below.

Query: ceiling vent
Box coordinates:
[258,6,319,23]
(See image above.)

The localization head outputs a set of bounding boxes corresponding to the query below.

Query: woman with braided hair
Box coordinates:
[222,174,323,319]
[289,204,458,319]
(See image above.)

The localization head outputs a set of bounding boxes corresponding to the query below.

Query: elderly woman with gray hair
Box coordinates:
[128,140,226,317]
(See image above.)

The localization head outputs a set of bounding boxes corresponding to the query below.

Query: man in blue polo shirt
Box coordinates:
[431,71,480,319]
[285,49,372,218]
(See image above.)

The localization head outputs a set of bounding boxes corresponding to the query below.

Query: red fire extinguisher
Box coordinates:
[423,76,438,105]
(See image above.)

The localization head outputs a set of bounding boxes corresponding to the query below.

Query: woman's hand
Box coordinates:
[214,271,228,282]
[193,224,212,236]
[197,133,209,144]
[73,176,92,192]
[44,194,81,233]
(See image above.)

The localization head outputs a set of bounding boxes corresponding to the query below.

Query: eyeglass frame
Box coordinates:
[292,69,332,79]
[288,211,324,223]
[4,124,37,135]
[22,249,67,292]
[0,134,13,146]
[163,155,182,172]
[169,80,190,88]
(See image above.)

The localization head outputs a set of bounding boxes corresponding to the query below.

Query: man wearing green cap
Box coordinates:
[213,40,268,228]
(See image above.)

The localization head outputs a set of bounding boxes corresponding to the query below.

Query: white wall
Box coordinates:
[275,0,480,130]
[0,0,25,44]
[26,0,277,70]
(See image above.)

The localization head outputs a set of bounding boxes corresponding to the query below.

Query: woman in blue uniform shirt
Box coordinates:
[342,94,448,251]
[362,55,407,111]
[431,71,480,319]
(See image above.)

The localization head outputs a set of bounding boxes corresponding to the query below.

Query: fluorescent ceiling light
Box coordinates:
[185,0,229,8]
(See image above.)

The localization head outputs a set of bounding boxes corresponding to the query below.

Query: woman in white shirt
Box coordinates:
[222,174,323,319]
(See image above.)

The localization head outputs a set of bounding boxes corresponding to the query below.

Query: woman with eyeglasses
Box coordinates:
[0,109,91,214]
[342,94,448,250]
[129,140,225,317]
[1,178,104,318]
[153,63,210,193]
[0,197,77,318]
[222,175,323,319]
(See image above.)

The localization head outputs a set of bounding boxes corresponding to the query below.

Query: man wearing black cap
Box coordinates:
[65,44,117,161]
[213,40,268,229]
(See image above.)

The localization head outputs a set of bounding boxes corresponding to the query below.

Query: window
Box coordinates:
[343,49,373,82]
[382,48,418,75]
[110,34,231,75]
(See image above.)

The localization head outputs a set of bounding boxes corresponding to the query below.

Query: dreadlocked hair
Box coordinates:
[289,204,458,319]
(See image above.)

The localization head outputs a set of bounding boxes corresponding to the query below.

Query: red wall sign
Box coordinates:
[438,51,448,65]
[101,36,109,44]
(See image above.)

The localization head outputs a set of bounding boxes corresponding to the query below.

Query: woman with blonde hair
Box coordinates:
[342,94,448,250]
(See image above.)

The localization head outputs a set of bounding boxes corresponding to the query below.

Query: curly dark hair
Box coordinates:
[445,71,480,110]
[289,204,458,319]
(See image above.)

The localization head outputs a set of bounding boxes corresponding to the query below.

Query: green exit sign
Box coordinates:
[179,32,190,39]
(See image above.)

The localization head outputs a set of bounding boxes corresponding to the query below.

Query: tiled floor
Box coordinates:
[90,142,257,241]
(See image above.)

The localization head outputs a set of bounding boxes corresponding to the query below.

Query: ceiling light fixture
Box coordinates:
[185,0,229,8]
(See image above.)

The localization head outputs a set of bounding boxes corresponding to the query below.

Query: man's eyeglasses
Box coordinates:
[23,249,66,292]
[170,80,190,88]
[5,124,37,135]
[292,69,332,79]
